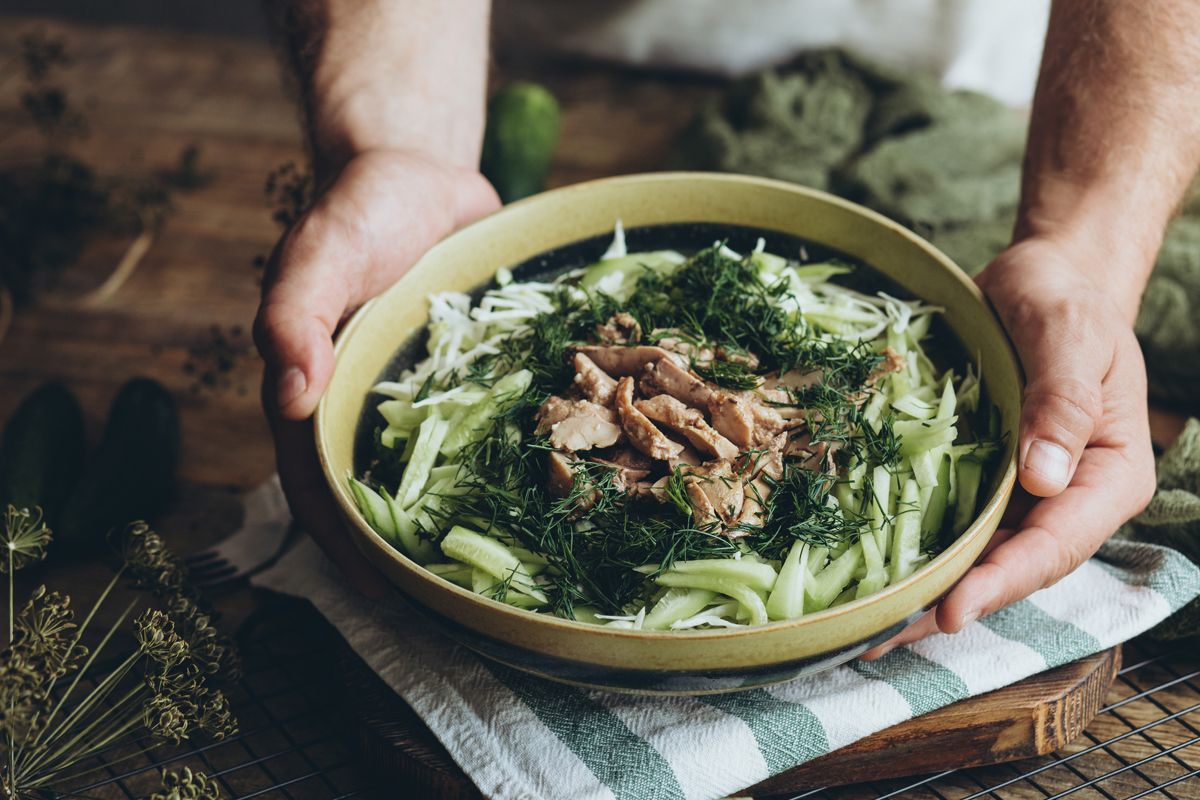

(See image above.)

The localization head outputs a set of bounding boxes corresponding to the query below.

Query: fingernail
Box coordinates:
[277,366,307,409]
[1024,440,1070,487]
[961,609,982,628]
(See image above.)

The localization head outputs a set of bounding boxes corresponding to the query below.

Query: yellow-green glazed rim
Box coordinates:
[315,172,1019,690]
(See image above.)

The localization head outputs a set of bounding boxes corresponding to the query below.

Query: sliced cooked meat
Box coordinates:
[635,394,739,460]
[547,452,602,511]
[783,427,815,458]
[655,335,715,365]
[747,397,786,444]
[716,346,760,369]
[647,358,715,407]
[630,476,669,502]
[573,352,618,405]
[595,312,642,344]
[667,439,702,469]
[739,434,785,481]
[574,345,683,377]
[684,480,719,527]
[535,397,621,452]
[534,396,575,434]
[685,460,744,525]
[590,458,651,491]
[604,447,655,471]
[783,428,838,473]
[731,478,772,534]
[868,346,906,384]
[707,391,756,449]
[757,370,823,418]
[614,376,683,461]
[637,370,663,399]
[547,451,577,497]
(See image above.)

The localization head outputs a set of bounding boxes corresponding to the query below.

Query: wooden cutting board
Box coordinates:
[342,645,1121,798]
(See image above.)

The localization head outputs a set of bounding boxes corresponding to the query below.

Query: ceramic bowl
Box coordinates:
[315,172,1020,695]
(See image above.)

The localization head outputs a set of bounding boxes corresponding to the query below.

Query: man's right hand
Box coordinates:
[253,148,499,592]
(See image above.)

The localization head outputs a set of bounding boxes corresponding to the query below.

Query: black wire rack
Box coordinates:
[800,639,1200,800]
[53,595,1198,800]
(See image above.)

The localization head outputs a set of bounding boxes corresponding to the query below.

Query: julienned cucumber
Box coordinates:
[480,82,561,203]
[0,382,85,527]
[57,378,179,553]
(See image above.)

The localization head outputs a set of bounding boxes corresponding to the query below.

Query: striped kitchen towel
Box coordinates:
[250,492,1200,800]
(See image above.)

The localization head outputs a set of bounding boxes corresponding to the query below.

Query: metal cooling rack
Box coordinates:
[53,595,1197,800]
[796,639,1200,800]
[52,594,369,800]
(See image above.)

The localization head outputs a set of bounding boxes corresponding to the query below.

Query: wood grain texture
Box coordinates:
[342,646,1121,797]
[0,15,720,493]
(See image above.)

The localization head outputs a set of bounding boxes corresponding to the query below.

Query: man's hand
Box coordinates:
[862,238,1156,657]
[253,149,498,594]
[863,0,1200,658]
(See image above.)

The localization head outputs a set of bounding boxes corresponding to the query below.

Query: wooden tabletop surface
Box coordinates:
[0,15,723,494]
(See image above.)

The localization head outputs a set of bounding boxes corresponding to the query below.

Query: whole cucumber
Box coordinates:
[480,82,561,203]
[57,377,179,553]
[0,381,86,527]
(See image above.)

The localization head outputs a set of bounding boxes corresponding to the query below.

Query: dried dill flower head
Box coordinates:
[122,521,188,595]
[11,585,88,684]
[1,505,52,572]
[152,767,224,800]
[142,667,237,744]
[0,654,42,741]
[136,609,190,670]
[1,514,240,795]
[165,594,242,682]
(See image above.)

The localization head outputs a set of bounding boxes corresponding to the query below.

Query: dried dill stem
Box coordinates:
[1,512,238,798]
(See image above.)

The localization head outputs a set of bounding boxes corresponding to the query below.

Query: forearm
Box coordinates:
[266,0,491,180]
[1018,0,1200,319]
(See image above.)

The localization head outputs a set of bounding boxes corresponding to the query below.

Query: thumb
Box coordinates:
[253,208,357,421]
[1003,299,1108,497]
[253,156,500,422]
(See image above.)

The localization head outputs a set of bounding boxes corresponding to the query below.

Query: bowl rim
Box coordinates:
[315,171,1019,641]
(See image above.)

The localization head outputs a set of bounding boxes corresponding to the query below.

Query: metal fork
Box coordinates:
[184,475,300,589]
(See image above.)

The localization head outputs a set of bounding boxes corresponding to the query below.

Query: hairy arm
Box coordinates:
[1017,0,1200,319]
[266,0,492,180]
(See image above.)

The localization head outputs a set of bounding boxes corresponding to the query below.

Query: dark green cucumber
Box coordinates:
[57,377,179,553]
[480,82,561,203]
[0,381,86,527]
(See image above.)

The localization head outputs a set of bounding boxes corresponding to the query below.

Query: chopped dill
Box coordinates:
[693,358,760,390]
[367,242,988,621]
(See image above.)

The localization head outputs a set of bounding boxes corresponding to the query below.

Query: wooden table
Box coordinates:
[1,14,1194,799]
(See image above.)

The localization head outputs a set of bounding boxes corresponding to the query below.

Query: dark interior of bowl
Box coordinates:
[353,221,996,514]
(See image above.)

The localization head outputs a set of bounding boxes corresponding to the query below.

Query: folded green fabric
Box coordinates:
[1117,419,1200,639]
[671,51,1200,638]
[671,49,1200,405]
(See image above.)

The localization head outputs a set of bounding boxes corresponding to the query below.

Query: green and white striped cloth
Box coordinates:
[251,493,1199,800]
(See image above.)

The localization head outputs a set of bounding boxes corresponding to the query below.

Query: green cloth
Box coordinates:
[671,51,1200,638]
[672,48,1200,405]
[1117,420,1200,640]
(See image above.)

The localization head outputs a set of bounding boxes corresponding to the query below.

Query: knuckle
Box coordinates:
[252,301,291,358]
[1024,377,1103,433]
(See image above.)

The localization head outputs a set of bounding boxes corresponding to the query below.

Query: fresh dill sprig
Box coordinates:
[692,359,760,391]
